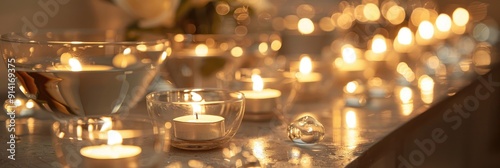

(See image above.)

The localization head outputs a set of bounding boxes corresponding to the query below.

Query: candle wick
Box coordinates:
[196,113,199,120]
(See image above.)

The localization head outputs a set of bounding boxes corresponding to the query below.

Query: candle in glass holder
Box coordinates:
[343,81,367,107]
[80,130,141,168]
[240,74,281,120]
[48,57,113,71]
[173,103,225,141]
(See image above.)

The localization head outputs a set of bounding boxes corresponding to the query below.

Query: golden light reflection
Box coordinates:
[396,62,415,82]
[345,110,357,129]
[363,3,381,21]
[401,102,414,116]
[399,87,413,104]
[231,46,243,57]
[25,99,35,109]
[113,48,138,68]
[342,45,357,64]
[195,44,209,56]
[419,75,435,104]
[298,18,315,34]
[258,42,269,54]
[252,74,264,91]
[299,56,313,74]
[371,34,387,54]
[251,138,266,162]
[453,8,470,27]
[271,40,282,51]
[386,5,405,25]
[345,81,359,94]
[107,130,123,145]
[68,58,82,71]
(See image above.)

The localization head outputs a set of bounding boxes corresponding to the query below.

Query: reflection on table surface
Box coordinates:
[1,64,492,168]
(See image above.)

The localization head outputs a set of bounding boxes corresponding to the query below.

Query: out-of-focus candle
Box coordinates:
[80,130,142,168]
[366,34,388,61]
[48,57,113,71]
[416,20,435,45]
[240,74,281,120]
[435,14,452,39]
[393,27,414,53]
[335,45,367,72]
[295,56,322,82]
[343,81,367,107]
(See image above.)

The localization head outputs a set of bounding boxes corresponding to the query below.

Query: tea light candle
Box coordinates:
[48,57,113,71]
[173,113,225,141]
[343,81,367,107]
[80,130,141,168]
[368,77,391,98]
[239,74,281,120]
[295,56,322,83]
[335,45,367,72]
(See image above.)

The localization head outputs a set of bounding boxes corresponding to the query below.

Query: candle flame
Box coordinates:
[195,44,209,56]
[418,75,435,93]
[345,81,358,93]
[107,130,122,145]
[123,48,131,55]
[252,74,264,91]
[418,21,435,40]
[397,27,413,45]
[298,18,315,34]
[299,55,313,74]
[436,14,452,32]
[25,100,35,109]
[342,45,357,64]
[453,8,469,27]
[399,87,413,104]
[68,58,82,71]
[371,34,387,54]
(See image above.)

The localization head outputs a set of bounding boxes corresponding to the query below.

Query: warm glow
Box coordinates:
[123,48,131,55]
[191,92,203,102]
[258,42,269,54]
[231,47,243,57]
[271,40,282,51]
[371,34,387,53]
[418,75,435,93]
[195,44,209,56]
[299,56,313,74]
[107,130,123,145]
[418,21,435,40]
[397,27,413,45]
[25,100,35,109]
[345,81,358,94]
[345,110,357,129]
[399,87,413,104]
[436,14,452,32]
[386,5,405,25]
[298,18,315,34]
[68,58,82,71]
[363,3,381,21]
[342,45,357,64]
[453,8,470,27]
[397,62,415,82]
[251,138,266,161]
[252,74,264,91]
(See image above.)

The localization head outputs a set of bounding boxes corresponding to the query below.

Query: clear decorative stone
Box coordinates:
[287,116,325,144]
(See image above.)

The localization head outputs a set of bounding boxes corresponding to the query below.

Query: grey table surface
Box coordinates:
[0,72,480,168]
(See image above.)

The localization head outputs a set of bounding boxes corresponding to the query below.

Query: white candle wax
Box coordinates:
[173,114,225,141]
[295,72,322,83]
[80,145,141,168]
[240,89,282,99]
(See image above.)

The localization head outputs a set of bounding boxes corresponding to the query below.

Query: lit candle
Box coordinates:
[366,34,388,61]
[112,48,137,68]
[335,45,367,72]
[172,102,225,141]
[239,74,281,120]
[368,77,391,98]
[393,27,414,53]
[295,56,322,82]
[343,81,367,107]
[80,130,142,168]
[416,20,435,45]
[292,55,326,102]
[48,57,113,71]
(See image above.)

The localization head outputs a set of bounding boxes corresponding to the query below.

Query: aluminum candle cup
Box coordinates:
[240,89,282,120]
[146,89,245,150]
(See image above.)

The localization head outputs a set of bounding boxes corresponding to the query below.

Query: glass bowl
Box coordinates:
[0,30,170,119]
[146,89,245,150]
[51,115,167,168]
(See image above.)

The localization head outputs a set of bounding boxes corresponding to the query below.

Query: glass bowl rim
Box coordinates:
[0,29,168,45]
[146,88,245,105]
